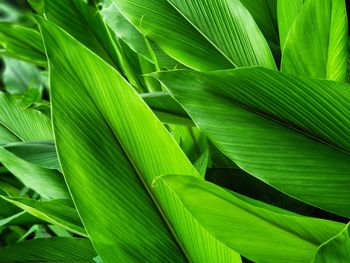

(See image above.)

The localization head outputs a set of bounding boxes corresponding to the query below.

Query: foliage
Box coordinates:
[0,0,349,262]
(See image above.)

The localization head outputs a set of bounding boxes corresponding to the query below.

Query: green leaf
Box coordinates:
[0,237,96,262]
[0,125,18,145]
[156,174,345,263]
[44,0,122,71]
[141,91,192,125]
[280,0,348,81]
[206,168,315,215]
[38,17,247,262]
[0,211,43,228]
[0,196,86,236]
[113,0,276,70]
[28,0,44,14]
[2,57,42,95]
[240,0,280,58]
[3,141,59,170]
[155,67,350,217]
[0,147,69,199]
[0,23,46,66]
[101,3,178,69]
[312,224,350,262]
[277,0,303,50]
[0,92,53,142]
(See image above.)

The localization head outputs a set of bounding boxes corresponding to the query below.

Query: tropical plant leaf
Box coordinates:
[40,17,241,262]
[0,237,96,262]
[280,0,348,81]
[0,196,86,236]
[141,91,192,125]
[277,0,303,50]
[0,92,52,142]
[3,141,59,170]
[0,211,43,228]
[43,0,122,71]
[0,23,46,66]
[240,0,280,58]
[205,168,315,215]
[155,67,350,217]
[113,0,276,70]
[101,3,178,69]
[0,125,18,145]
[312,223,350,262]
[155,174,346,263]
[0,147,69,199]
[2,57,42,95]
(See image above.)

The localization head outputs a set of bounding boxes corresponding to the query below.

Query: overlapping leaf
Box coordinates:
[113,0,276,70]
[0,24,46,65]
[156,67,350,217]
[0,237,96,262]
[280,0,348,81]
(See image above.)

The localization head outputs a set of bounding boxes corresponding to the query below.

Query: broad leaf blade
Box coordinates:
[156,68,350,217]
[312,224,350,262]
[0,92,52,142]
[0,147,69,199]
[44,0,122,71]
[0,23,46,66]
[38,17,247,262]
[3,141,59,170]
[113,0,276,70]
[0,237,96,262]
[0,196,86,236]
[281,0,348,81]
[157,174,345,263]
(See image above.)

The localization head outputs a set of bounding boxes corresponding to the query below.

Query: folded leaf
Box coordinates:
[156,68,350,217]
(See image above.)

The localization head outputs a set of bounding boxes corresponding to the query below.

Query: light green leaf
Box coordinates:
[28,0,44,14]
[2,57,42,95]
[156,174,345,263]
[0,124,18,145]
[312,223,350,262]
[0,148,69,199]
[277,0,303,50]
[3,141,59,170]
[141,91,192,125]
[156,67,350,217]
[0,211,43,228]
[241,0,280,58]
[44,0,122,71]
[0,196,86,236]
[38,17,247,262]
[280,0,348,81]
[101,3,178,69]
[0,23,46,66]
[0,92,52,142]
[0,237,96,262]
[113,0,276,70]
[206,168,315,215]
